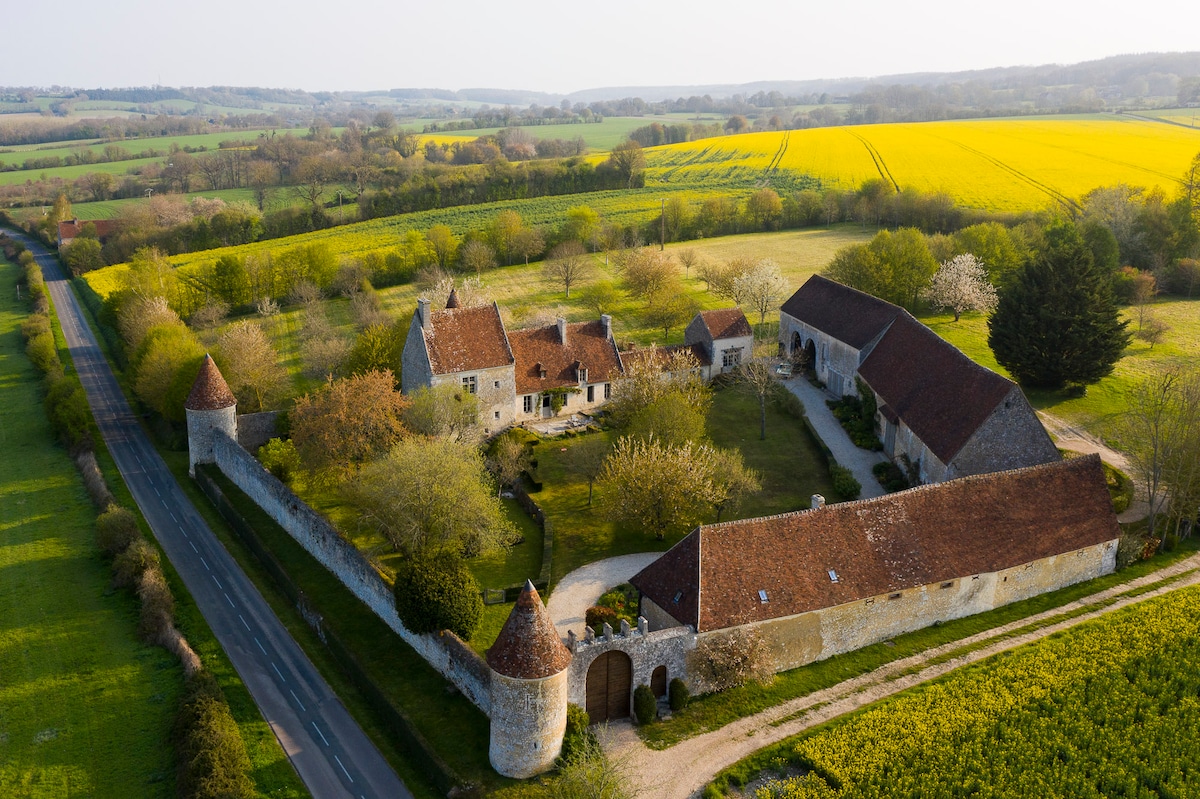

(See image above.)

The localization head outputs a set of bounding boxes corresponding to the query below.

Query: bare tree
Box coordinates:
[677,248,700,279]
[488,431,530,496]
[563,435,611,506]
[543,241,592,298]
[736,343,781,441]
[617,247,678,305]
[459,239,497,276]
[216,321,290,412]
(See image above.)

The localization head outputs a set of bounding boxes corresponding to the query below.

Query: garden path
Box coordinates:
[600,552,1200,799]
[778,376,888,499]
[547,553,662,639]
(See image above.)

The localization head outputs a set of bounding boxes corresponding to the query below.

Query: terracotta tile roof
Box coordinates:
[858,314,1016,463]
[631,456,1118,632]
[423,303,514,374]
[184,354,237,410]
[487,581,572,679]
[621,342,711,370]
[57,218,116,242]
[780,275,902,350]
[699,308,753,340]
[508,319,624,394]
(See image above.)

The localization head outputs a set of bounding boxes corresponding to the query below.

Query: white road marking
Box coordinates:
[239,614,251,632]
[255,637,267,655]
[190,541,198,553]
[154,487,161,497]
[170,513,178,523]
[213,575,223,590]
[224,592,235,609]
[312,722,330,748]
[290,689,306,712]
[201,557,210,571]
[334,754,353,783]
[272,662,285,682]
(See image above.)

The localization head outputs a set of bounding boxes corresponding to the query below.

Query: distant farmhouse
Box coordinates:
[401,292,753,432]
[57,218,116,248]
[779,275,1059,484]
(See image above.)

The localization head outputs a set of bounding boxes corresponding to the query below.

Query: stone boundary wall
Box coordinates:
[210,430,493,716]
[236,410,280,452]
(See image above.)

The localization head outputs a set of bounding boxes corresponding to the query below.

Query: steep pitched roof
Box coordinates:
[621,342,711,371]
[857,314,1015,463]
[698,308,753,340]
[57,218,117,243]
[184,354,237,411]
[423,302,514,375]
[779,275,903,350]
[631,456,1117,632]
[508,319,624,394]
[487,581,572,679]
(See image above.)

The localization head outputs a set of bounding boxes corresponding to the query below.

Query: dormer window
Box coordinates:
[535,362,547,379]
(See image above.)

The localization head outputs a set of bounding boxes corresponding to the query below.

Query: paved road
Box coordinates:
[780,375,887,499]
[7,231,410,799]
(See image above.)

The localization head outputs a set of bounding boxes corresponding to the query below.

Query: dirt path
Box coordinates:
[1037,411,1153,523]
[602,553,1200,799]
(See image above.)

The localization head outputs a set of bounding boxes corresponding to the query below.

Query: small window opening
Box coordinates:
[888,592,902,600]
[940,581,954,589]
[864,597,875,606]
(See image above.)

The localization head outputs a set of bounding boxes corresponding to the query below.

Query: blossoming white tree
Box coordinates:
[923,253,998,321]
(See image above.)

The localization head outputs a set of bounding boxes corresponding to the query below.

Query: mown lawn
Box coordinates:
[0,259,181,798]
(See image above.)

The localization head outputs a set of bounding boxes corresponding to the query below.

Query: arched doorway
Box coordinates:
[802,339,817,376]
[585,651,632,723]
[651,665,668,699]
[790,331,803,359]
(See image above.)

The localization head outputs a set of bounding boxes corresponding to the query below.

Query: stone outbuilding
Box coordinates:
[779,275,1058,484]
[184,354,238,476]
[486,581,573,779]
[631,455,1120,678]
[622,306,754,380]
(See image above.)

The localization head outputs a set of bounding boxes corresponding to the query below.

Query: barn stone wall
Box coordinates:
[779,313,874,397]
[210,430,493,715]
[719,539,1117,674]
[565,622,694,711]
[947,387,1061,479]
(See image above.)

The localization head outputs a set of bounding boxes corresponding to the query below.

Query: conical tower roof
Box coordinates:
[486,580,572,679]
[445,288,461,309]
[184,354,237,411]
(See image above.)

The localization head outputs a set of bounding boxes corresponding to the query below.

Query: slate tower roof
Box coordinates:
[487,581,572,679]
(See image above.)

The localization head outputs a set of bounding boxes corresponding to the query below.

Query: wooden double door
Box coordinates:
[585,650,631,723]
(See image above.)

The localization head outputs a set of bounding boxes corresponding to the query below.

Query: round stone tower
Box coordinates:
[486,580,573,778]
[184,354,238,476]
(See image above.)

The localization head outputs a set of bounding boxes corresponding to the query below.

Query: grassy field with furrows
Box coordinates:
[737,586,1200,799]
[0,260,181,797]
[644,115,1200,211]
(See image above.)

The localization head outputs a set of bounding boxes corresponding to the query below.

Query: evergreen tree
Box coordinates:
[987,221,1130,391]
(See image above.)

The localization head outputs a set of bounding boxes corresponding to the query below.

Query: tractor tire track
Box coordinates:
[759,131,790,186]
[847,129,900,192]
[931,134,1080,211]
[659,145,714,183]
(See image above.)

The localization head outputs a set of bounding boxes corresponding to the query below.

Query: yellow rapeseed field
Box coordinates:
[645,115,1200,212]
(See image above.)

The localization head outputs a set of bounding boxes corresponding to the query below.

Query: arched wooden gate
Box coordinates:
[585,650,632,723]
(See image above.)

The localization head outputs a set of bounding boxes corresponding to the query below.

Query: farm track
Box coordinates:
[847,130,899,192]
[603,552,1200,799]
[759,131,790,187]
[933,135,1079,211]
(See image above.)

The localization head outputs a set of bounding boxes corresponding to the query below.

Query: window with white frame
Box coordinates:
[722,348,742,368]
[462,375,477,394]
[523,395,533,414]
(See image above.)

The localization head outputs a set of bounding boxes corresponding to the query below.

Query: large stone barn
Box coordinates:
[631,455,1120,676]
[779,275,1058,484]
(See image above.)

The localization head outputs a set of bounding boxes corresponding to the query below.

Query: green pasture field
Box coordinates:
[0,259,181,797]
[0,154,163,186]
[925,295,1200,443]
[0,130,274,168]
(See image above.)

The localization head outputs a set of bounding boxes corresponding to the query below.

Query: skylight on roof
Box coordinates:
[673,591,683,604]
[758,590,768,603]
[829,569,839,583]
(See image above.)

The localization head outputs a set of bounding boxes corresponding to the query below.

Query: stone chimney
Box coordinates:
[601,313,613,340]
[418,298,430,329]
[811,494,826,510]
[556,317,567,345]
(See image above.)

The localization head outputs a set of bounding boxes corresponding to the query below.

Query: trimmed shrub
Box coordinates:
[137,566,176,645]
[829,464,862,500]
[25,330,61,377]
[113,537,160,588]
[773,388,806,420]
[174,671,255,799]
[96,505,140,557]
[75,450,115,509]
[586,605,619,633]
[560,703,594,762]
[872,460,910,492]
[1116,531,1145,570]
[668,678,690,711]
[633,684,656,725]
[392,551,483,640]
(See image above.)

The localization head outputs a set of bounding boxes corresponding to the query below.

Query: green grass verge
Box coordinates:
[0,259,180,798]
[638,537,1199,749]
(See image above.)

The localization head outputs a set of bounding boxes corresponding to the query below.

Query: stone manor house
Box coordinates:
[400,291,754,433]
[185,278,1121,781]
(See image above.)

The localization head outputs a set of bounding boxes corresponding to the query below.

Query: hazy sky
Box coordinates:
[7,0,1195,94]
